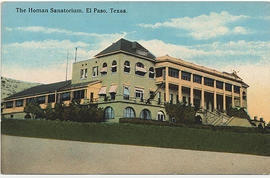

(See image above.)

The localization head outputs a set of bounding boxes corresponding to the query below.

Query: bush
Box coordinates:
[45,100,104,123]
[24,101,45,119]
[226,107,250,120]
[119,118,172,126]
[165,103,196,124]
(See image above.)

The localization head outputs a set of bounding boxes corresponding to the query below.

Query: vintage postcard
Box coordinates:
[1,1,270,175]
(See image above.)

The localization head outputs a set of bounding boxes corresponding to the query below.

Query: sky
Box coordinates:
[1,2,270,122]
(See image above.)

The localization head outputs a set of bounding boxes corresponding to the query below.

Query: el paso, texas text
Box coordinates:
[16,7,127,14]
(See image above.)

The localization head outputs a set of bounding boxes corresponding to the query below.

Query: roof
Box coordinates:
[59,80,100,91]
[4,80,71,100]
[95,38,156,60]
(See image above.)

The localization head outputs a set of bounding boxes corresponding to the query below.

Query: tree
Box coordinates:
[165,102,196,124]
[44,103,55,120]
[266,122,270,129]
[24,101,44,119]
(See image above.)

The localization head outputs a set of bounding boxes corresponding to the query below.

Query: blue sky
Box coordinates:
[2,2,270,120]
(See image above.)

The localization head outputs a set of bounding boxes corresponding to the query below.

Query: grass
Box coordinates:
[2,118,270,156]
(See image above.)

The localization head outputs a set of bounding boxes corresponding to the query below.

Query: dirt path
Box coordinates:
[1,135,270,174]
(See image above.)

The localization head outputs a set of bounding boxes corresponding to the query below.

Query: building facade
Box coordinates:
[2,38,249,124]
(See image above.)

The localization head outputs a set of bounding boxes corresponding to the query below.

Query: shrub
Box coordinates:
[119,118,172,126]
[44,100,104,123]
[226,107,250,120]
[165,102,196,124]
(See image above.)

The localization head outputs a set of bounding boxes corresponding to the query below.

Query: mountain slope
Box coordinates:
[1,77,41,100]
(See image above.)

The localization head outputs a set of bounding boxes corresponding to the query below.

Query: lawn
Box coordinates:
[2,119,270,156]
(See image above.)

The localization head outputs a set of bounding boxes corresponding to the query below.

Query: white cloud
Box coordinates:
[2,62,73,84]
[6,40,89,49]
[6,26,127,39]
[139,11,249,40]
[138,39,210,59]
[232,26,249,34]
[138,39,270,60]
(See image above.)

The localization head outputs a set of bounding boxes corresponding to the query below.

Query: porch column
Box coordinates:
[232,85,235,108]
[190,87,194,106]
[201,89,205,109]
[223,94,226,111]
[201,77,205,109]
[240,87,243,107]
[165,67,169,103]
[45,95,48,104]
[178,84,182,103]
[214,80,217,110]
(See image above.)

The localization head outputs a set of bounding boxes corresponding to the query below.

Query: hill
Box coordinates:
[1,77,41,100]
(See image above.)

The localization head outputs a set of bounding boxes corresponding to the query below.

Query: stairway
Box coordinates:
[198,109,232,126]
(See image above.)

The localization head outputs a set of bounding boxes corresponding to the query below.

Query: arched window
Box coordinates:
[157,111,165,121]
[135,62,146,76]
[124,107,136,118]
[124,61,130,73]
[140,109,151,120]
[104,107,114,119]
[101,62,108,75]
[111,60,117,73]
[149,67,154,78]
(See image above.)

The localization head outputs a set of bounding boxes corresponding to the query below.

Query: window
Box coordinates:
[157,111,165,121]
[123,86,130,100]
[60,92,70,101]
[176,95,179,103]
[90,92,94,102]
[80,69,84,79]
[36,96,45,104]
[225,83,232,91]
[140,109,151,120]
[110,93,116,100]
[164,93,166,102]
[181,71,191,81]
[15,100,24,107]
[26,98,35,105]
[157,92,161,104]
[92,66,98,77]
[204,77,214,87]
[234,85,240,94]
[135,62,146,76]
[104,107,114,119]
[73,90,85,99]
[216,80,224,89]
[48,94,55,103]
[124,107,136,118]
[124,61,130,73]
[170,94,173,104]
[156,68,163,78]
[101,63,108,75]
[136,62,144,68]
[111,60,117,73]
[243,92,247,100]
[84,69,88,78]
[183,96,187,104]
[149,67,154,78]
[168,68,179,78]
[6,101,13,108]
[135,89,144,101]
[193,74,202,84]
